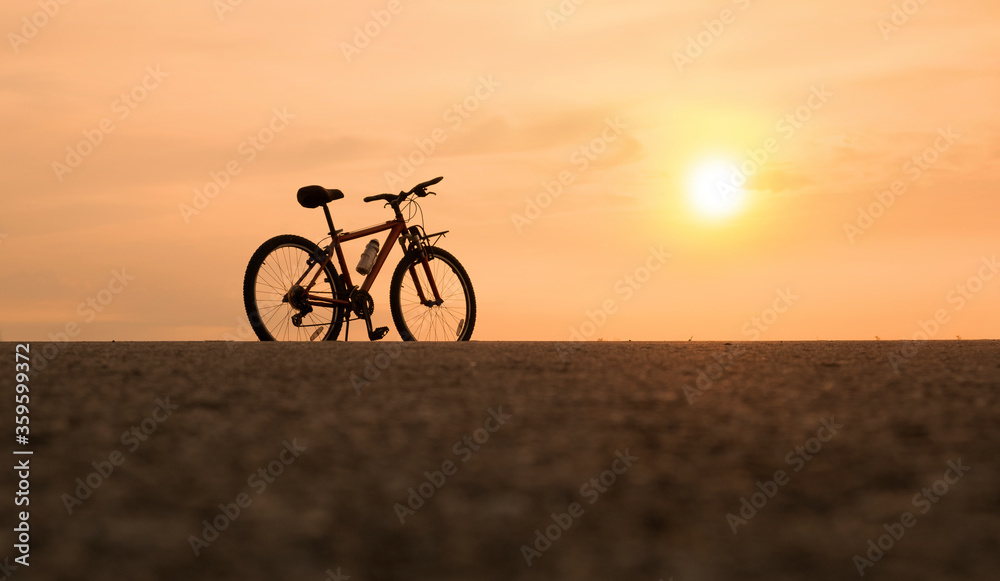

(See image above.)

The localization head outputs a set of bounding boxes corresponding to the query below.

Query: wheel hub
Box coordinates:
[285,285,310,310]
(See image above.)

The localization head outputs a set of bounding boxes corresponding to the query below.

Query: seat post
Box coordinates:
[321,204,337,236]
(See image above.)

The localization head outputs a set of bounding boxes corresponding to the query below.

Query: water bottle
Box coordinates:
[356,239,380,275]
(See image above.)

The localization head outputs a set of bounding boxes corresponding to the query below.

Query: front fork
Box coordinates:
[399,229,443,306]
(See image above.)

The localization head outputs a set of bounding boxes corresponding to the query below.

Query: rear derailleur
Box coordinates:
[285,285,314,326]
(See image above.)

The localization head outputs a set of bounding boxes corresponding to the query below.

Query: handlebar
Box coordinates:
[363,177,443,207]
[362,193,398,204]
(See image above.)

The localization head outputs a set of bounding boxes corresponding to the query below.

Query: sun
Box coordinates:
[687,157,747,220]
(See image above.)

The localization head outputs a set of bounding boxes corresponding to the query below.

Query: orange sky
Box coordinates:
[2,0,998,341]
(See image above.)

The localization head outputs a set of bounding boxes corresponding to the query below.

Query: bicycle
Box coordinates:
[242,176,476,342]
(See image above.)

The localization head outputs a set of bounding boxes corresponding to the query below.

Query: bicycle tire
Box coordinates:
[389,246,476,341]
[243,234,346,342]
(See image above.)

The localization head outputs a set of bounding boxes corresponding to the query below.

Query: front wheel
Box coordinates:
[389,246,476,341]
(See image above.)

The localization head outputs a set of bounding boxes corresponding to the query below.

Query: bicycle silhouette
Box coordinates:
[243,177,476,341]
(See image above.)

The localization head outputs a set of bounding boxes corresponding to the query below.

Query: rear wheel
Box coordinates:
[389,246,476,341]
[243,234,346,341]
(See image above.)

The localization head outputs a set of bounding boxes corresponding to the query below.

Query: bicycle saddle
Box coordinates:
[297,185,344,209]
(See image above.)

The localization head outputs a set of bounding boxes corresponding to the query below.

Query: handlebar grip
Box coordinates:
[412,176,443,192]
[364,193,398,203]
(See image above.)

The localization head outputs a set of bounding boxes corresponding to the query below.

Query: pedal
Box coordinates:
[368,326,389,341]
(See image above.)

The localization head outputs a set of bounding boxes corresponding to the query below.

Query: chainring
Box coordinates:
[350,289,375,318]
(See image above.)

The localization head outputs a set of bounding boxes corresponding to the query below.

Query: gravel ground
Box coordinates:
[1,340,999,581]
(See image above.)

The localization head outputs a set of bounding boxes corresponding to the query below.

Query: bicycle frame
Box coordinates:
[293,206,443,311]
